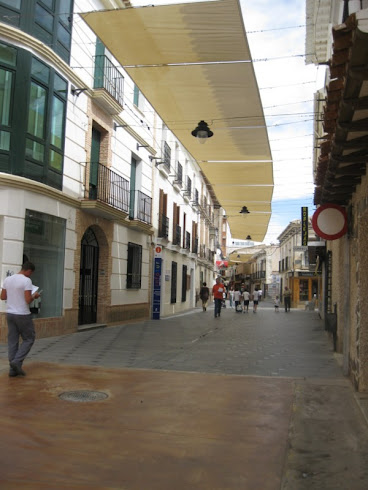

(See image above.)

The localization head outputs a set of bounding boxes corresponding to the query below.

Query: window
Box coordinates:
[186,176,192,196]
[1,0,21,7]
[27,82,47,139]
[23,209,66,318]
[0,1,73,63]
[25,56,67,186]
[133,84,144,111]
[299,279,309,302]
[170,261,177,303]
[181,265,187,302]
[0,43,68,188]
[176,162,182,185]
[127,242,142,289]
[0,43,16,153]
[162,141,171,172]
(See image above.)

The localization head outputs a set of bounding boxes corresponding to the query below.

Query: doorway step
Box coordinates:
[77,323,107,332]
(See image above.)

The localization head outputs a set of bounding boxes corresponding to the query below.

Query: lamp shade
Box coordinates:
[191,120,213,143]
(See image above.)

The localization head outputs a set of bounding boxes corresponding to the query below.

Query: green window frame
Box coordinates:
[0,0,74,63]
[0,41,67,190]
[25,56,67,185]
[0,43,16,154]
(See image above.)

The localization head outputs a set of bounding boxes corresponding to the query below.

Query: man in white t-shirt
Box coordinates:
[234,289,241,312]
[1,262,40,377]
[252,288,261,313]
[242,289,250,313]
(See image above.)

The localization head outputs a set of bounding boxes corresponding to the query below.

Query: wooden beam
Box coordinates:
[335,165,366,176]
[349,65,368,81]
[334,134,368,149]
[332,152,368,163]
[339,118,368,131]
[342,95,368,111]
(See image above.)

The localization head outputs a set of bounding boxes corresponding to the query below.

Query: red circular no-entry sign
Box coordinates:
[312,204,348,240]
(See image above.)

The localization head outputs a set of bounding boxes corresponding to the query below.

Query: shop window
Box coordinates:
[23,209,66,318]
[127,242,142,289]
[299,279,309,302]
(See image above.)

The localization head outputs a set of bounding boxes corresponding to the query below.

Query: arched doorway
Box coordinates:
[79,227,99,325]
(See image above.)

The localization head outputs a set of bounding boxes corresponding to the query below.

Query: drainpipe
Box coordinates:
[342,233,350,375]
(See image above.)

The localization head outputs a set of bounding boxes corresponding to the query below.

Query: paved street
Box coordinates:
[0,301,341,376]
[1,301,368,489]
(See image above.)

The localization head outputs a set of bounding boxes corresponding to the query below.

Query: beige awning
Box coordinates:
[81,0,273,241]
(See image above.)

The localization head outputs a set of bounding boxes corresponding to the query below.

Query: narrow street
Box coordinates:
[1,302,368,489]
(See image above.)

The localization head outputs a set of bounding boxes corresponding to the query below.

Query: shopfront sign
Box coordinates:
[301,207,308,246]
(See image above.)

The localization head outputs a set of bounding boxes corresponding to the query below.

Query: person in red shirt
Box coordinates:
[212,277,225,318]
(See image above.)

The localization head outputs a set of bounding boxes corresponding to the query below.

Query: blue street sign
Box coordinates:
[153,257,162,319]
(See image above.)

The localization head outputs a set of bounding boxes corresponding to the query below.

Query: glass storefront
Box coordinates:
[299,279,309,302]
[23,209,66,318]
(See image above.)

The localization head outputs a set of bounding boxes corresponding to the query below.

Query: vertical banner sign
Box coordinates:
[301,207,308,246]
[152,246,162,320]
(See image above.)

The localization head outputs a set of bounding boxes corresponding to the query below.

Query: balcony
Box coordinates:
[173,224,181,246]
[129,190,152,225]
[192,237,198,255]
[173,161,183,191]
[158,214,169,239]
[185,231,191,250]
[92,55,124,114]
[82,163,129,219]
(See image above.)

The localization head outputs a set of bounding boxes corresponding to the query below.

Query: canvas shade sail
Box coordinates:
[81,0,273,241]
[228,252,254,263]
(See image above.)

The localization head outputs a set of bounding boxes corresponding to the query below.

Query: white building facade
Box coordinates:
[0,0,216,340]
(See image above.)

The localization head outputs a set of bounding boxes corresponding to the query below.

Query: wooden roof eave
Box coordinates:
[315,14,368,205]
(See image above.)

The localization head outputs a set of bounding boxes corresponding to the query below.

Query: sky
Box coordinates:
[130,0,325,244]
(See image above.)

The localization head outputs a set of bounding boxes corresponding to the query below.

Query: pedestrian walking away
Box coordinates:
[229,287,234,308]
[252,288,261,313]
[284,286,291,312]
[212,277,225,318]
[242,289,250,313]
[1,262,41,377]
[274,295,280,312]
[234,288,242,312]
[199,282,210,312]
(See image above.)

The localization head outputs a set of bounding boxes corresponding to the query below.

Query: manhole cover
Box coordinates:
[58,390,108,402]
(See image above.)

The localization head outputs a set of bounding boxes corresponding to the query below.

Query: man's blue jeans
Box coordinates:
[214,298,222,317]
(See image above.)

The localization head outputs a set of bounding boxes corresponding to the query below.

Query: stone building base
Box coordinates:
[0,304,150,343]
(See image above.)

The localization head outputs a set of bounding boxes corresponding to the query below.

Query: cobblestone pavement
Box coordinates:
[0,301,341,377]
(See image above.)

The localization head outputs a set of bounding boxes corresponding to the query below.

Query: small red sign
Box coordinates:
[312,204,347,240]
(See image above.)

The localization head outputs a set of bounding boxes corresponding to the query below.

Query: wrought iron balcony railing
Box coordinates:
[89,163,129,212]
[185,231,191,250]
[173,224,181,246]
[158,214,169,238]
[129,190,152,224]
[94,55,124,106]
[162,141,171,173]
[192,237,198,254]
